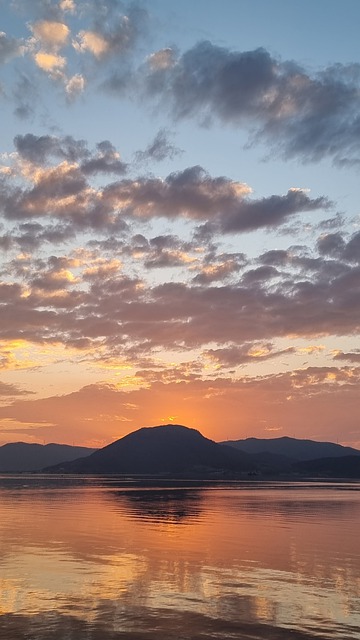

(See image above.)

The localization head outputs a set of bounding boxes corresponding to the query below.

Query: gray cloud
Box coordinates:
[10,0,67,21]
[0,238,359,363]
[12,73,38,120]
[241,265,279,285]
[2,154,327,233]
[103,167,329,231]
[14,134,127,174]
[344,231,360,263]
[192,251,246,284]
[221,189,329,233]
[317,232,346,258]
[258,249,289,267]
[81,141,127,176]
[14,133,88,164]
[135,129,182,163]
[0,381,32,396]
[74,1,148,60]
[142,41,360,166]
[205,343,295,368]
[333,351,360,363]
[317,230,360,264]
[0,32,23,64]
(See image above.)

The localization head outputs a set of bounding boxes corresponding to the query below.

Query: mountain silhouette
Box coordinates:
[293,455,360,478]
[45,424,254,475]
[222,436,360,461]
[4,429,360,478]
[0,442,97,472]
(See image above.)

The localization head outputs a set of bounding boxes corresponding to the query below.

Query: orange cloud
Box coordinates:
[30,21,70,50]
[74,31,109,58]
[34,51,66,71]
[0,366,359,447]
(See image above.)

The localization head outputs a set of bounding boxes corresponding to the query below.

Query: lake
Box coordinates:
[0,476,359,639]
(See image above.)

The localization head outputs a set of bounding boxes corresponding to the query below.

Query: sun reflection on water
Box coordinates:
[0,479,359,639]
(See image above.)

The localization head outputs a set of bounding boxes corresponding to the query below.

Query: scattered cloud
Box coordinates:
[0,31,25,64]
[0,367,359,445]
[0,2,359,446]
[73,2,148,61]
[0,380,32,396]
[333,350,360,363]
[30,20,70,50]
[135,129,182,163]
[142,41,360,166]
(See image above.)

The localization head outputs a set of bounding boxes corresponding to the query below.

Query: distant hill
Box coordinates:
[293,455,360,479]
[4,430,360,478]
[221,436,360,462]
[46,424,254,476]
[0,442,97,472]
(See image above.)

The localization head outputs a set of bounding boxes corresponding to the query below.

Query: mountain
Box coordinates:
[45,424,254,476]
[5,430,360,478]
[0,442,97,472]
[293,455,360,479]
[221,436,360,461]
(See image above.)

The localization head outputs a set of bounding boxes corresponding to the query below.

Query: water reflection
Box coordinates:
[0,479,359,639]
[0,608,329,640]
[109,488,204,523]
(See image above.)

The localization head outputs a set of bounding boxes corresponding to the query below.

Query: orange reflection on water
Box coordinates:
[0,479,359,638]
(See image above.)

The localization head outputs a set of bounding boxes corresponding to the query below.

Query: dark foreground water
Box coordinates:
[0,476,359,639]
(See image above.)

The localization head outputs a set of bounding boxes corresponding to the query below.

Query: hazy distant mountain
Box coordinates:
[221,436,360,461]
[46,424,254,475]
[0,442,97,472]
[6,429,360,478]
[293,455,360,478]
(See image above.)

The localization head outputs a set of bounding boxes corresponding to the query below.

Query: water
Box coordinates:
[0,476,359,639]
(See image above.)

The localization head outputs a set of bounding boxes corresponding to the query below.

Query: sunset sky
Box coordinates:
[0,0,359,448]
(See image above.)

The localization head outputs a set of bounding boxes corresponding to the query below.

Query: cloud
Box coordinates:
[74,30,110,58]
[135,129,182,163]
[59,0,75,13]
[0,380,32,396]
[2,152,326,232]
[333,350,360,363]
[28,19,71,83]
[0,31,24,64]
[317,232,346,258]
[221,189,330,233]
[344,231,360,263]
[148,48,177,71]
[12,73,38,120]
[102,167,328,231]
[241,265,279,284]
[192,255,244,284]
[80,140,127,176]
[73,2,148,60]
[33,50,66,72]
[14,133,88,164]
[125,234,199,270]
[317,230,360,264]
[143,41,360,166]
[3,8,360,169]
[30,20,70,50]
[65,73,86,100]
[2,134,127,228]
[205,343,295,368]
[1,220,359,356]
[258,249,289,267]
[0,367,359,445]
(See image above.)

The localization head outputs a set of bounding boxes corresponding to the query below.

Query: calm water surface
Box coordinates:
[0,477,359,639]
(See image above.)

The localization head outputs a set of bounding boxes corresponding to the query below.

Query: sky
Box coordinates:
[0,0,359,448]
